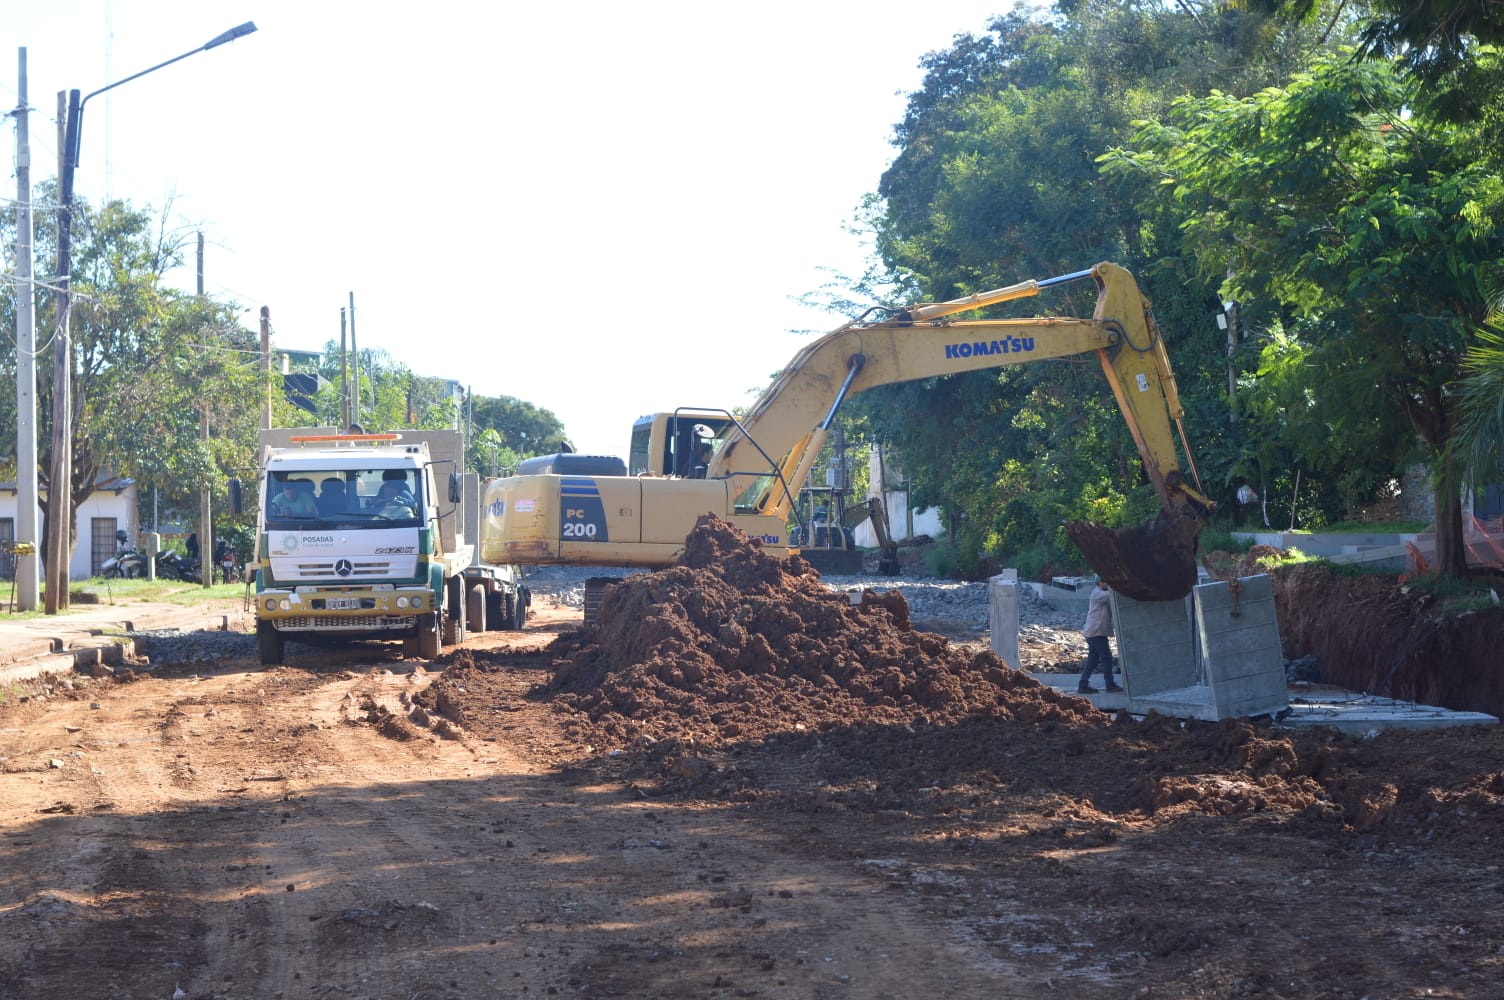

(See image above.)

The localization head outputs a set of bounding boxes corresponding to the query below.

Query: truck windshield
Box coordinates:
[265,470,422,524]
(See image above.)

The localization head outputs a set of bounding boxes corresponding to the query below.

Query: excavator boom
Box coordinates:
[704,263,1214,598]
[483,262,1216,601]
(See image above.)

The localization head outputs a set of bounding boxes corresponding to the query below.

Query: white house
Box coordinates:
[0,475,139,582]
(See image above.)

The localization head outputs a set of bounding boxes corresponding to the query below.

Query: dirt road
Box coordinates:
[3,535,1504,998]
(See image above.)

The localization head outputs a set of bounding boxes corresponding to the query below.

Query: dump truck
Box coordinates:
[243,428,529,664]
[480,263,1217,601]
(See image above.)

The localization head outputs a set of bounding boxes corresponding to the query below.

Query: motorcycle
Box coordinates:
[180,558,208,582]
[155,550,199,582]
[101,532,147,579]
[214,541,241,584]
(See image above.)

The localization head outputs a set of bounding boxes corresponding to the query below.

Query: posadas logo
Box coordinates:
[280,534,301,552]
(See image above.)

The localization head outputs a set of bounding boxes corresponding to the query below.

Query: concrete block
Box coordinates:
[988,570,1021,671]
[1195,575,1288,719]
[1037,583,1091,617]
[1112,590,1196,700]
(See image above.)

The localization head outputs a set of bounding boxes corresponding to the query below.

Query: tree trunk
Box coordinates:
[1432,449,1469,577]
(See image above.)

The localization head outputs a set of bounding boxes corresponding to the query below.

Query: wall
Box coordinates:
[0,483,138,582]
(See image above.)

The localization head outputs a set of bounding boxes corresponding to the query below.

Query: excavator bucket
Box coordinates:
[1065,505,1206,602]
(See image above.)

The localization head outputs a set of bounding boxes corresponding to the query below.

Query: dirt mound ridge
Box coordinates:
[528,514,1097,746]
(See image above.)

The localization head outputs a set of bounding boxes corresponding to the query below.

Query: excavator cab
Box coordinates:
[629,410,739,478]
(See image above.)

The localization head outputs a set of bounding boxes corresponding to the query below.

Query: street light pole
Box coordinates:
[43,22,256,614]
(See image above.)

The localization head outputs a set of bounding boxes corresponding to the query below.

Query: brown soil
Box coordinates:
[2,514,1503,999]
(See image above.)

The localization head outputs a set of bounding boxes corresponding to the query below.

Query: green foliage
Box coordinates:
[1453,323,1504,479]
[1103,50,1504,573]
[1199,526,1255,555]
[0,189,268,562]
[467,394,570,459]
[857,0,1359,576]
[306,345,462,434]
[1318,519,1430,533]
[76,576,247,605]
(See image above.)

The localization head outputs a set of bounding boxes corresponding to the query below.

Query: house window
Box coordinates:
[0,518,12,582]
[91,518,120,577]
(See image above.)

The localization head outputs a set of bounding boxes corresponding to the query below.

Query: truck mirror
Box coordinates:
[448,471,462,504]
[228,478,243,515]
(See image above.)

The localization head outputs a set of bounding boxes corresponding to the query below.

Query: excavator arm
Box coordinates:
[709,262,1216,600]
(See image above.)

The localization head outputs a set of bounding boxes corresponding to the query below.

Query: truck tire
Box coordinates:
[466,584,487,633]
[257,622,284,665]
[441,579,465,647]
[515,588,529,629]
[417,612,442,659]
[498,592,517,630]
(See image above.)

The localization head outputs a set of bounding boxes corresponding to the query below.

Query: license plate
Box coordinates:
[327,598,361,610]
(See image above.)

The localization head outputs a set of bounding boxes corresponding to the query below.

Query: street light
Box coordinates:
[44,21,257,614]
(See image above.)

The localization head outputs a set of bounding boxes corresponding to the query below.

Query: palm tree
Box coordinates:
[1454,322,1504,501]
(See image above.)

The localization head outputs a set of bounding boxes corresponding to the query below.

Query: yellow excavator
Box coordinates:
[481,262,1217,601]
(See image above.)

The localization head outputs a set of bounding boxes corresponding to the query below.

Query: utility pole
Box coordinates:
[45,89,76,614]
[198,235,211,587]
[348,292,359,429]
[260,307,272,430]
[1221,301,1238,422]
[12,48,39,611]
[340,308,349,429]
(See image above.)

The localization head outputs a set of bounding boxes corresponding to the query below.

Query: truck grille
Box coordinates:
[284,560,401,581]
[277,615,410,632]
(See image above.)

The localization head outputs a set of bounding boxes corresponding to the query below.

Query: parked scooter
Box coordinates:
[101,531,147,579]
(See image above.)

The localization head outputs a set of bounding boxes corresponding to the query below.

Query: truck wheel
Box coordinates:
[514,589,528,629]
[442,579,465,647]
[417,612,441,659]
[486,591,505,631]
[498,592,517,630]
[257,622,283,665]
[466,584,487,633]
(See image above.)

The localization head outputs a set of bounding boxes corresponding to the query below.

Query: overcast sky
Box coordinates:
[6,1,1014,456]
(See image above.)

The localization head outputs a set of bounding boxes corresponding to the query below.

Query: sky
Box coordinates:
[5,1,1016,457]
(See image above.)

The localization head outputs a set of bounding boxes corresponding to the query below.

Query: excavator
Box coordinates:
[481,262,1217,601]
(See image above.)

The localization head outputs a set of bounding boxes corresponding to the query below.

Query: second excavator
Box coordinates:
[482,262,1217,601]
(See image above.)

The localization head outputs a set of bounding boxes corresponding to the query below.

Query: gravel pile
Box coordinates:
[126,626,258,667]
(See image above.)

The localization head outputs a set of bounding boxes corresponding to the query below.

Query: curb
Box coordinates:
[0,608,242,686]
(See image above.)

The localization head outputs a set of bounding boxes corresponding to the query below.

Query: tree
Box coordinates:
[0,191,265,587]
[1454,323,1504,493]
[859,0,1350,571]
[1103,52,1504,575]
[467,394,570,458]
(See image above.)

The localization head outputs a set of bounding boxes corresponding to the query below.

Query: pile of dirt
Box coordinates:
[531,513,1098,748]
[421,515,1098,753]
[1200,543,1290,581]
[405,518,1504,864]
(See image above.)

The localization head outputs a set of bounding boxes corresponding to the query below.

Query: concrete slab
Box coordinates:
[1279,685,1499,734]
[1028,672,1499,732]
[1195,575,1289,720]
[1008,571,1497,732]
[1111,590,1197,703]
